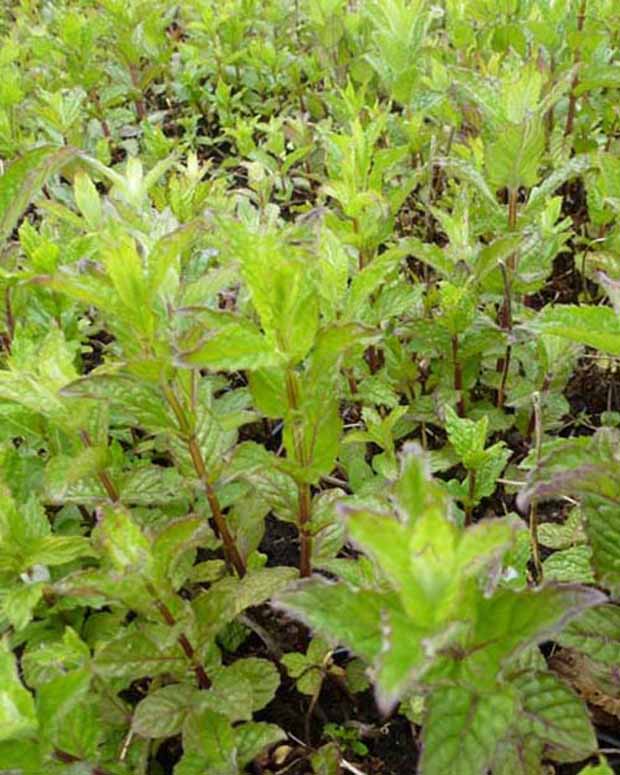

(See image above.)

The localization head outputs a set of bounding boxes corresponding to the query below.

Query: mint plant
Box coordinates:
[444,407,510,525]
[1,1,620,772]
[279,446,603,774]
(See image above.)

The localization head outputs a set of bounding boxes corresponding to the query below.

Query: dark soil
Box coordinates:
[235,522,421,775]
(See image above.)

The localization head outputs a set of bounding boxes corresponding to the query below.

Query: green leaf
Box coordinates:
[345,658,370,693]
[282,638,330,696]
[281,652,309,678]
[576,64,620,95]
[152,516,215,589]
[247,364,288,418]
[93,625,188,682]
[223,658,280,712]
[393,443,448,524]
[439,282,476,335]
[30,535,94,567]
[93,506,153,575]
[178,316,281,372]
[583,499,620,595]
[311,742,342,775]
[21,627,90,687]
[469,585,606,675]
[525,155,592,214]
[45,446,109,502]
[101,233,155,338]
[420,685,518,775]
[233,229,319,364]
[235,722,284,768]
[61,372,174,432]
[73,170,101,228]
[402,236,454,278]
[194,567,297,642]
[0,145,79,241]
[345,510,418,610]
[0,739,43,773]
[179,708,236,775]
[197,671,254,722]
[485,120,545,192]
[473,444,511,502]
[556,605,620,664]
[147,220,202,299]
[344,244,406,319]
[132,684,197,738]
[277,579,385,662]
[534,305,620,356]
[374,604,438,710]
[0,494,91,574]
[445,407,488,469]
[543,546,595,584]
[0,639,37,741]
[437,158,502,213]
[3,583,44,631]
[578,759,615,775]
[512,670,597,763]
[493,733,544,775]
[36,668,101,758]
[538,509,586,549]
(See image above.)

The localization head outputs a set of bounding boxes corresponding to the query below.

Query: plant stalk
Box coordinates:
[464,469,477,527]
[4,286,14,353]
[451,334,465,416]
[79,430,120,503]
[162,381,246,578]
[564,0,588,137]
[526,373,551,442]
[496,261,514,408]
[146,583,212,689]
[128,63,147,121]
[285,369,312,578]
[530,393,544,582]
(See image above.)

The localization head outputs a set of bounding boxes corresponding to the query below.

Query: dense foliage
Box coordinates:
[1,0,620,773]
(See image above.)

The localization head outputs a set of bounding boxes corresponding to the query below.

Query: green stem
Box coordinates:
[4,286,14,353]
[565,0,588,138]
[451,334,465,416]
[496,261,514,408]
[285,370,312,578]
[464,469,477,527]
[79,430,120,503]
[162,381,246,578]
[146,582,212,689]
[530,393,544,582]
[128,63,146,121]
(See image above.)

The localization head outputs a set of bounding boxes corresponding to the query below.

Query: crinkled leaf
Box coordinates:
[445,407,488,469]
[512,670,597,763]
[180,708,236,774]
[178,317,281,372]
[556,605,620,665]
[543,546,595,584]
[469,585,606,674]
[235,722,284,768]
[132,684,197,738]
[36,667,101,758]
[0,145,79,241]
[277,579,385,662]
[0,640,37,741]
[3,583,44,631]
[92,506,153,575]
[534,306,620,356]
[583,499,620,595]
[420,685,518,775]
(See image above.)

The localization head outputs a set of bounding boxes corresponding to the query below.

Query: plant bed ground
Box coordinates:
[1,1,620,775]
